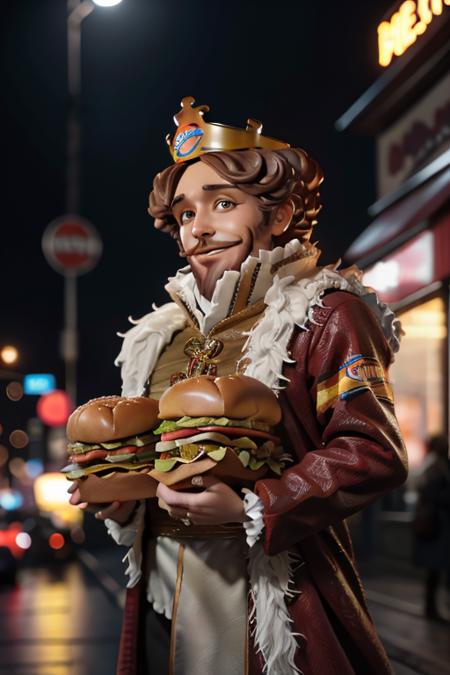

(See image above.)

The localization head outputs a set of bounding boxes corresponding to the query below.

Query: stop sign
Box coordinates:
[42,215,102,276]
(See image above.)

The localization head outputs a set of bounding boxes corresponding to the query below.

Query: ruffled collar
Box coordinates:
[164,239,320,335]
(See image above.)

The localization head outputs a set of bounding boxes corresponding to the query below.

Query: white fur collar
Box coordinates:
[115,244,401,397]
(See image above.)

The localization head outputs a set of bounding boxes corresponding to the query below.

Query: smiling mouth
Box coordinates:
[182,240,242,258]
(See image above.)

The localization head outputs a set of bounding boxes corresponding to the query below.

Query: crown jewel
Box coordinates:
[166,96,290,163]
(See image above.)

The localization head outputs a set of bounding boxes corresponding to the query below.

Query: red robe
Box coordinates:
[117,290,407,675]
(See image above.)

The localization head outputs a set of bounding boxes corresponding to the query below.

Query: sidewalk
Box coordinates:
[360,558,450,675]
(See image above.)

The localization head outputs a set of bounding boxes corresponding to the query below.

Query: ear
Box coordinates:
[269,201,294,237]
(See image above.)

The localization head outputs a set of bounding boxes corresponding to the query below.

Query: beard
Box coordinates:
[186,214,271,301]
[189,239,253,300]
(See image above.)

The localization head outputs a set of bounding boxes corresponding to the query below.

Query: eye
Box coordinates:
[215,199,236,211]
[180,209,195,225]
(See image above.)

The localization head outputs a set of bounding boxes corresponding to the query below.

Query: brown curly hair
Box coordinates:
[148,148,323,246]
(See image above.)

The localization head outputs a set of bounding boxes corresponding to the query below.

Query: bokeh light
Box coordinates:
[6,381,23,401]
[37,390,73,427]
[0,489,24,510]
[48,532,65,550]
[0,345,19,365]
[9,457,26,478]
[16,532,32,550]
[26,458,44,478]
[9,429,29,449]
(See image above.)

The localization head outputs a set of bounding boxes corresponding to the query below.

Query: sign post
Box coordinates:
[42,215,102,405]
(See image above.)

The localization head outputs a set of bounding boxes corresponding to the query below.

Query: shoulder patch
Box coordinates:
[316,354,393,415]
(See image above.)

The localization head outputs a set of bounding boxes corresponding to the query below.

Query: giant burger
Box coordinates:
[151,374,292,486]
[62,395,160,502]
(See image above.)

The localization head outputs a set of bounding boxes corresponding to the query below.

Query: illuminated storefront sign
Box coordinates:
[363,230,434,302]
[378,0,450,67]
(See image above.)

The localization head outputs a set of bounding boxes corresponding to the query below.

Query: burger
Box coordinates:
[151,374,292,486]
[62,395,160,502]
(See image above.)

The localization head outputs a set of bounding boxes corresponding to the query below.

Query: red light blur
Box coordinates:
[37,390,73,427]
[48,532,65,550]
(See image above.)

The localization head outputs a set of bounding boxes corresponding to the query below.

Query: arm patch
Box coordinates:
[316,354,394,415]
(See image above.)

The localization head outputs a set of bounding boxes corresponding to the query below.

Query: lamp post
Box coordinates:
[61,0,122,405]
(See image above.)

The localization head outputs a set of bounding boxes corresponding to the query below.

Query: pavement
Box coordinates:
[0,545,448,675]
[0,559,122,675]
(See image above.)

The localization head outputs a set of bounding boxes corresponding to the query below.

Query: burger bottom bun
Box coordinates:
[73,449,269,502]
[76,471,159,503]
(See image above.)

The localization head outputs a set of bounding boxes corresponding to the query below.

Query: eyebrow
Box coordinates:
[171,183,238,209]
[171,194,185,208]
[202,183,237,192]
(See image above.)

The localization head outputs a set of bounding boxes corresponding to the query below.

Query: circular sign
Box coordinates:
[37,390,73,427]
[42,215,102,276]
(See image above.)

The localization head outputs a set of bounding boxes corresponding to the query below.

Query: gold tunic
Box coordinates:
[149,300,266,399]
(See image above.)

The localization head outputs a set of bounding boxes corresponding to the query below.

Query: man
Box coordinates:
[70,96,407,674]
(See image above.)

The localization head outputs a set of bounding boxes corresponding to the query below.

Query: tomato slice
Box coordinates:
[69,449,108,464]
[161,426,280,444]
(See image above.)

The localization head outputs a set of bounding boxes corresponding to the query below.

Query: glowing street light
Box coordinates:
[0,345,19,365]
[92,0,123,6]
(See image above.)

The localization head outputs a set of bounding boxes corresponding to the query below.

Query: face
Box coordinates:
[171,162,290,300]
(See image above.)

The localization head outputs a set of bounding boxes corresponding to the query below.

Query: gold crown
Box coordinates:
[166,96,290,163]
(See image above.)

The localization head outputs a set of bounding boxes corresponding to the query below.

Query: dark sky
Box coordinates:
[2,0,394,406]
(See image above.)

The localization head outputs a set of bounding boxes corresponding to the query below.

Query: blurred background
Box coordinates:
[1,1,449,673]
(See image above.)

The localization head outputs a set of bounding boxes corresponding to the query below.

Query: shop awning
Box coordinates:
[345,159,450,267]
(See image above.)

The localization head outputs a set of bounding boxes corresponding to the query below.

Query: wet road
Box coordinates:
[0,560,122,675]
[0,549,448,674]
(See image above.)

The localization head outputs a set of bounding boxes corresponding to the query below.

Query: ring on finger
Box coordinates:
[181,511,192,527]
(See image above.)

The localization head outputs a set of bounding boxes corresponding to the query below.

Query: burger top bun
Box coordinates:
[158,374,282,426]
[66,396,159,443]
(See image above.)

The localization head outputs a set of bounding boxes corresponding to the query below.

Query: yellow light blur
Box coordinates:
[34,472,83,528]
[390,297,447,467]
[1,345,19,365]
[378,0,450,66]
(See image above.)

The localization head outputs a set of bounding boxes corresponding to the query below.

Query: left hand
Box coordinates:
[156,476,248,525]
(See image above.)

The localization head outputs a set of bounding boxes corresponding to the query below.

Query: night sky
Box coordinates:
[3,0,394,407]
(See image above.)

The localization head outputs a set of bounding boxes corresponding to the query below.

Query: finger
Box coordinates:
[157,497,171,512]
[95,501,121,520]
[69,489,83,506]
[156,483,191,509]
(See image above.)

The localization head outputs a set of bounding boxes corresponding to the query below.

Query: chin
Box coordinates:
[190,242,252,300]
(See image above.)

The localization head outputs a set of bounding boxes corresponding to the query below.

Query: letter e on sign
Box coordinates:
[42,215,102,276]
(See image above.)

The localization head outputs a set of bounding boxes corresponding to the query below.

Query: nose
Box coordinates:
[191,209,215,240]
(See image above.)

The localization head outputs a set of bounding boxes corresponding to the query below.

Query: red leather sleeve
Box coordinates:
[254,293,408,556]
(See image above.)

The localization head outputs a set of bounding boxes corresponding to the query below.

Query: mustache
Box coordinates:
[179,238,243,258]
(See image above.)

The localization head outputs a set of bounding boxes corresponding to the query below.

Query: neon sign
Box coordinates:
[378,0,450,67]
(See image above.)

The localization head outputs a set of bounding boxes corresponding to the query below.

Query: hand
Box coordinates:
[156,476,248,525]
[67,481,138,525]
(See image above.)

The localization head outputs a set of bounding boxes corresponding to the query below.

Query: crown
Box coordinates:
[166,96,290,163]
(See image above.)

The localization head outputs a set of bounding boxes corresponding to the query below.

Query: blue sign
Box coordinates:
[24,373,56,396]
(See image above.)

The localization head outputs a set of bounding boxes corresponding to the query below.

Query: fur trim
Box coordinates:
[248,542,305,674]
[240,267,402,394]
[115,303,187,397]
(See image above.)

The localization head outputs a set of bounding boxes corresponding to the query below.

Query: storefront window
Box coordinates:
[390,296,447,470]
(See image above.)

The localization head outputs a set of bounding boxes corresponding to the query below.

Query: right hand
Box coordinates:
[67,481,138,525]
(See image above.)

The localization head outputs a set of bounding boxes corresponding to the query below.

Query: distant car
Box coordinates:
[0,545,17,585]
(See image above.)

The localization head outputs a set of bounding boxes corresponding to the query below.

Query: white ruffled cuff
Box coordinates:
[104,501,145,548]
[242,489,265,547]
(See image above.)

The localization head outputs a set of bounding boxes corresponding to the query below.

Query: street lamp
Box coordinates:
[63,0,123,404]
[0,346,19,366]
